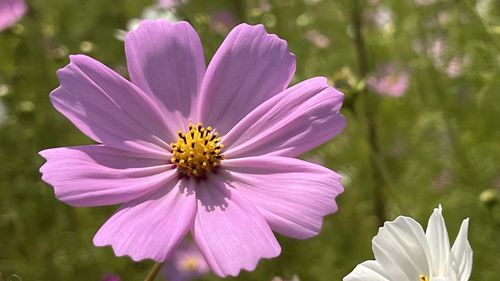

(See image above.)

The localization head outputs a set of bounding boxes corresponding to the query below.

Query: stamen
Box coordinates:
[170,122,224,176]
[419,274,429,281]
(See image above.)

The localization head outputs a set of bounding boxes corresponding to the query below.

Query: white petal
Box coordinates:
[450,219,473,281]
[426,205,451,276]
[343,260,390,281]
[372,216,431,281]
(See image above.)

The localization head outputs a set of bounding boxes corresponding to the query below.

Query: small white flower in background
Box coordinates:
[114,5,180,40]
[344,205,472,281]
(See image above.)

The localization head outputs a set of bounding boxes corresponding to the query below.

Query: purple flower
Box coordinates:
[162,242,209,281]
[101,274,121,281]
[367,64,409,97]
[209,11,238,35]
[39,21,345,277]
[0,0,27,32]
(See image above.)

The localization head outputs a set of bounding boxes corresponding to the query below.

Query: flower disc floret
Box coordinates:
[170,122,224,176]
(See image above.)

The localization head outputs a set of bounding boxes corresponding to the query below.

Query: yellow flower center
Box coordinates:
[180,256,199,271]
[170,122,224,176]
[419,274,429,281]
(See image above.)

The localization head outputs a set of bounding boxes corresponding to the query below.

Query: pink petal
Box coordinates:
[223,77,345,158]
[39,145,175,207]
[125,21,206,126]
[51,55,172,157]
[198,23,296,135]
[192,176,280,277]
[221,156,343,239]
[0,0,27,31]
[94,178,197,262]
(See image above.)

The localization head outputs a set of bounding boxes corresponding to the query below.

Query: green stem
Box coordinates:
[351,0,387,226]
[144,262,164,281]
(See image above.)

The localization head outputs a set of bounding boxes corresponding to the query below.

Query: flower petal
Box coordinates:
[343,260,391,281]
[450,218,473,281]
[223,77,345,158]
[220,156,343,239]
[425,205,450,276]
[198,23,296,135]
[192,176,280,277]
[93,178,197,262]
[51,55,172,157]
[0,0,27,31]
[372,216,431,281]
[125,20,206,126]
[39,145,174,207]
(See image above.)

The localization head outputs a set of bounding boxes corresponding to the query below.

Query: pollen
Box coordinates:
[419,274,429,281]
[170,122,224,176]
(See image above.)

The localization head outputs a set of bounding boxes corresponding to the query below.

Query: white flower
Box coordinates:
[344,205,472,281]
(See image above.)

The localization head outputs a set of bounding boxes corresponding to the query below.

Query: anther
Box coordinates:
[170,123,224,177]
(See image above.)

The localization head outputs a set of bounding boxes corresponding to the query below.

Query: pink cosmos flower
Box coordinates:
[0,0,27,31]
[367,64,409,97]
[39,21,345,277]
[162,241,209,281]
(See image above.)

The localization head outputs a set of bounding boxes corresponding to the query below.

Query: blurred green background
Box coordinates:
[1,0,500,280]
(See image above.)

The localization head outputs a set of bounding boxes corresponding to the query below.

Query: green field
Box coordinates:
[1,0,499,280]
